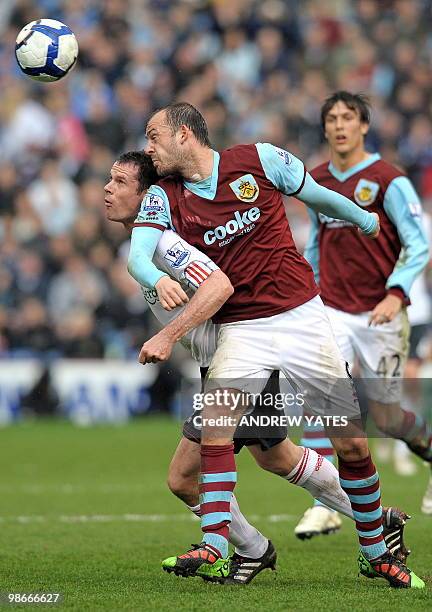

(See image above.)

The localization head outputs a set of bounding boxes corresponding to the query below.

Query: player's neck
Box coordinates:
[122,219,134,233]
[330,148,370,173]
[181,147,215,182]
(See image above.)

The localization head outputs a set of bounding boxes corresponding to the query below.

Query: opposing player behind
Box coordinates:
[104,150,411,584]
[297,91,430,539]
[127,103,424,588]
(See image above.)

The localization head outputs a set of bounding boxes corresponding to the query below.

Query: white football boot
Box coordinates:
[421,472,432,515]
[393,440,418,477]
[294,506,342,540]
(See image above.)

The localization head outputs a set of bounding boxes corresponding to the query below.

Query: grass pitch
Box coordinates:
[0,418,430,610]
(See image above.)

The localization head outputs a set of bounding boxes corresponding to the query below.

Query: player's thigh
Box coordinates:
[206,319,276,395]
[278,297,348,379]
[277,297,360,421]
[356,309,410,404]
[324,305,356,368]
[168,436,201,484]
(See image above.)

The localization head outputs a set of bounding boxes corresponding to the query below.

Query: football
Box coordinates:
[15,18,78,82]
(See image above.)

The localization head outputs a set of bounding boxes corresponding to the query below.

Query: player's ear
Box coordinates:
[178,124,189,145]
[360,122,369,137]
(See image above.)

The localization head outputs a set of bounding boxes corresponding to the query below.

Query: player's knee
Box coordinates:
[370,403,404,437]
[253,450,290,476]
[256,455,285,475]
[376,422,399,437]
[335,438,369,462]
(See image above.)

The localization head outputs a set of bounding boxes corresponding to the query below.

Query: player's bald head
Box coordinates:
[148,102,212,148]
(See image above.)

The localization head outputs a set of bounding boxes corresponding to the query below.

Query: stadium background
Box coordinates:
[1,0,432,421]
[1,1,432,609]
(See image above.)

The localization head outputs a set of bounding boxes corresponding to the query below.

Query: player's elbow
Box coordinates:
[213,270,234,300]
[127,251,139,281]
[419,243,430,270]
[411,242,430,276]
[127,250,149,287]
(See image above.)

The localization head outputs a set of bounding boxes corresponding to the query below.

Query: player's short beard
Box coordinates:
[157,148,186,178]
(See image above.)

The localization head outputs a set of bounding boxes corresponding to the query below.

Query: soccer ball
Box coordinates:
[15,19,78,82]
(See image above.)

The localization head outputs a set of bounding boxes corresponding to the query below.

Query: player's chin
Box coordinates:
[105,209,121,222]
[155,165,170,177]
[333,141,351,153]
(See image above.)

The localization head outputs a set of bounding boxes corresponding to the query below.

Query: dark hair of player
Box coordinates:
[116,151,159,193]
[320,91,371,130]
[150,102,212,148]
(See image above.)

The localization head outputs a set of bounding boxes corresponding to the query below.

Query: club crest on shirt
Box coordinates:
[229,174,260,202]
[164,241,190,268]
[354,179,379,207]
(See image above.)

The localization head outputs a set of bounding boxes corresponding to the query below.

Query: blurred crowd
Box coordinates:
[0,0,431,362]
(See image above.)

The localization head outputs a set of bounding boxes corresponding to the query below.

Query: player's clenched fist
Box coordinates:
[139,331,175,364]
[155,276,189,311]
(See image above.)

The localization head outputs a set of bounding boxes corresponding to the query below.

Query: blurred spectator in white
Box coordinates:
[0,84,55,174]
[27,157,79,236]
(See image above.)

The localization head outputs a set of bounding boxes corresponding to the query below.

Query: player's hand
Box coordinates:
[368,294,402,326]
[139,331,175,364]
[360,212,380,239]
[155,276,189,311]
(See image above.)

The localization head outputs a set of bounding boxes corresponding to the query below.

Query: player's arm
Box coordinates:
[128,185,189,309]
[304,209,320,283]
[154,229,221,289]
[369,177,429,326]
[384,176,429,296]
[256,142,379,237]
[139,269,234,364]
[140,233,233,363]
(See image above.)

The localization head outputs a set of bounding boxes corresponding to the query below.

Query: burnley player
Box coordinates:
[105,150,411,585]
[297,91,430,540]
[128,103,424,588]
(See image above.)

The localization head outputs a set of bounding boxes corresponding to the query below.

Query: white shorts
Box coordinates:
[324,305,410,404]
[206,296,360,420]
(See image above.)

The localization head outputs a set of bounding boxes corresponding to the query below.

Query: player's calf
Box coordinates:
[167,437,200,506]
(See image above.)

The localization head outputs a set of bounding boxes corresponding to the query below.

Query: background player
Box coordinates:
[105,149,411,584]
[127,104,424,588]
[297,91,430,539]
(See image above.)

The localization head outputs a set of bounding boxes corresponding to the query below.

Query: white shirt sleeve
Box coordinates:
[152,230,220,291]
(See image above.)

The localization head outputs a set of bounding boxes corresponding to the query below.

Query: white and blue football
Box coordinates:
[15,19,78,82]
